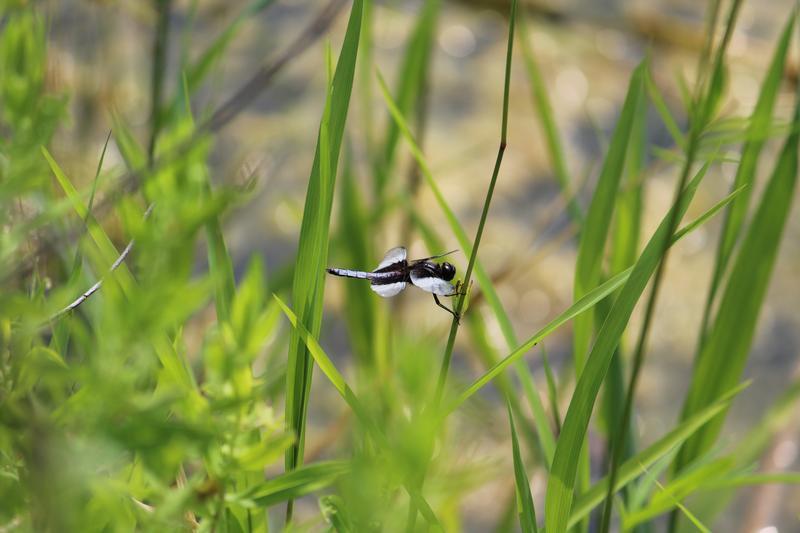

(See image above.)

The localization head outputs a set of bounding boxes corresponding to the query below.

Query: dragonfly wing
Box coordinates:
[410,270,456,296]
[410,249,458,265]
[370,281,408,298]
[375,247,407,271]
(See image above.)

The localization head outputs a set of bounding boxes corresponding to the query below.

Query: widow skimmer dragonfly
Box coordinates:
[326,246,463,319]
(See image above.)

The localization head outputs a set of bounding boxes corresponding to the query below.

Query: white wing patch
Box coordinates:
[375,247,407,270]
[370,281,408,298]
[410,271,456,296]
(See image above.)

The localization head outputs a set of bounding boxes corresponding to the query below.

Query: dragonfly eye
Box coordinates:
[440,262,456,281]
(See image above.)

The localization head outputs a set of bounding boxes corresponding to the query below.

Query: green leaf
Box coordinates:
[285,0,363,478]
[544,159,710,533]
[275,294,442,528]
[43,148,198,394]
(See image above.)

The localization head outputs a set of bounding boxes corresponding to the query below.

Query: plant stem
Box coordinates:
[433,0,517,407]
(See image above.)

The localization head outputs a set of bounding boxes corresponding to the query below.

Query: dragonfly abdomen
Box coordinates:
[326,268,369,279]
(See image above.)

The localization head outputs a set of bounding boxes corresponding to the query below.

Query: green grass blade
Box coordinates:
[544,161,710,533]
[229,460,349,508]
[697,13,795,345]
[284,0,362,490]
[517,14,581,224]
[572,61,646,374]
[676,81,800,473]
[508,404,539,533]
[568,382,747,527]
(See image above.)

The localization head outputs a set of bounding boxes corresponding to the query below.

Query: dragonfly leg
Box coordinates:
[433,294,460,322]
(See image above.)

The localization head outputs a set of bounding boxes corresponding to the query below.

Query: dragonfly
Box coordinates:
[326,246,464,319]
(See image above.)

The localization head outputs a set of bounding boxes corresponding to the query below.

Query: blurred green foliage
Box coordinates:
[1,0,799,531]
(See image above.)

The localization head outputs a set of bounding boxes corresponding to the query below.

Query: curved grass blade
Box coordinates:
[375,0,440,199]
[448,177,732,416]
[544,160,710,533]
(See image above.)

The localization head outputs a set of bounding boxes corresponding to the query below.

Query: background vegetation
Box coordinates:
[1,0,798,531]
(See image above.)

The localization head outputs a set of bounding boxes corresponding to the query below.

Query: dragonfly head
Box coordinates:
[440,262,456,281]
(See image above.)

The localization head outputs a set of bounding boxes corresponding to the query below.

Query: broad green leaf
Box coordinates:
[285,0,363,479]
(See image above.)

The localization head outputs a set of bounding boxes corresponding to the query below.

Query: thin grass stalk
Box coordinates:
[433,0,517,406]
[600,2,743,530]
[403,4,516,527]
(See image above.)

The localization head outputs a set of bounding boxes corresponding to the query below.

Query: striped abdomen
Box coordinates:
[326,268,406,284]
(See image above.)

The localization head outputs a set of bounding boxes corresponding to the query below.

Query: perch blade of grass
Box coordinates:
[544,159,710,533]
[508,404,539,533]
[284,0,362,489]
[376,35,556,464]
[676,80,800,473]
